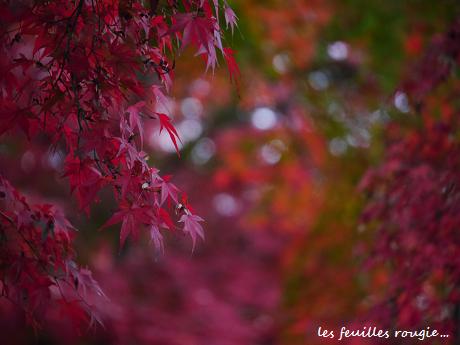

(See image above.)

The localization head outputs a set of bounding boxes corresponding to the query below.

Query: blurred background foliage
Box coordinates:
[3,0,460,344]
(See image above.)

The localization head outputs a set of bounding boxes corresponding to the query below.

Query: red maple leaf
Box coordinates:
[101,203,152,249]
[223,48,240,89]
[157,113,182,155]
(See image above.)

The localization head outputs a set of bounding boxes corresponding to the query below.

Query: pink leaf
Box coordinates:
[126,101,146,147]
[160,175,179,205]
[152,85,170,113]
[224,6,238,34]
[179,213,205,251]
[150,224,164,253]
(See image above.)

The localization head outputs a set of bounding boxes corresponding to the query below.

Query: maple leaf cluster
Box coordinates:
[0,0,237,329]
[0,175,105,329]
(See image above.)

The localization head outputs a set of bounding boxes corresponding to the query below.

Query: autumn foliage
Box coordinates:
[0,0,237,331]
[360,20,460,338]
[1,0,460,344]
